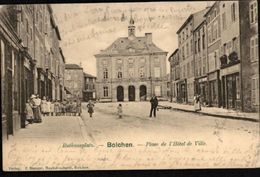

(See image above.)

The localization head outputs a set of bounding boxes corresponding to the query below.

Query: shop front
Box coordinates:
[207,70,221,107]
[176,79,187,103]
[195,76,208,106]
[220,63,241,110]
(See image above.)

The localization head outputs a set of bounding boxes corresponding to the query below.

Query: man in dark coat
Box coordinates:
[149,95,158,118]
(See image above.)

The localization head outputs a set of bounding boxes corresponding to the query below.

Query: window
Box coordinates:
[232,37,237,52]
[195,40,197,54]
[250,35,259,61]
[213,21,218,41]
[203,57,206,74]
[128,68,134,77]
[182,46,185,60]
[117,58,122,64]
[198,37,201,52]
[183,65,186,78]
[102,59,108,66]
[103,86,108,97]
[186,43,189,56]
[117,68,122,78]
[223,43,227,55]
[140,57,145,64]
[103,68,108,79]
[251,77,259,105]
[154,86,161,96]
[187,63,190,77]
[231,3,236,22]
[190,39,193,54]
[128,58,134,64]
[208,26,212,43]
[139,67,145,78]
[222,12,227,30]
[154,67,160,77]
[186,27,188,39]
[249,1,258,24]
[154,57,159,64]
[182,31,185,41]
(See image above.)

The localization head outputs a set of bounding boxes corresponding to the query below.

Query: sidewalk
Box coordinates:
[159,102,259,122]
[6,116,89,143]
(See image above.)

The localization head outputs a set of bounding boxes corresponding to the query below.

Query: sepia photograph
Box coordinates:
[1,0,260,171]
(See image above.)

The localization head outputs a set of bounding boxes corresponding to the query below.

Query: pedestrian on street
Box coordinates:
[25,99,34,124]
[87,100,95,118]
[194,94,201,112]
[46,98,51,116]
[117,104,123,119]
[32,94,42,123]
[50,100,54,116]
[54,100,60,116]
[77,99,82,116]
[149,95,158,118]
[41,96,47,116]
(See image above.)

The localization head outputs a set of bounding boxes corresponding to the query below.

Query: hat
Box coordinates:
[31,94,36,99]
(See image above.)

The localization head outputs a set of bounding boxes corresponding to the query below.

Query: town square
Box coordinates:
[1,1,259,170]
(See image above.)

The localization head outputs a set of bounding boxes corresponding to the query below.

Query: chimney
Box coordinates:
[145,33,152,44]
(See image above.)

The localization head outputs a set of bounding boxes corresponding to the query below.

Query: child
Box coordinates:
[117,104,123,119]
[25,99,34,124]
[87,100,94,117]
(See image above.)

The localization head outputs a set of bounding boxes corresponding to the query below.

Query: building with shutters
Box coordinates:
[95,13,168,102]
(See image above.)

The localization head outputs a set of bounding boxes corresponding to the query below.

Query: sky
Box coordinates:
[52,1,214,76]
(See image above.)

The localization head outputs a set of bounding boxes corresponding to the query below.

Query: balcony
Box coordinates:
[220,52,240,69]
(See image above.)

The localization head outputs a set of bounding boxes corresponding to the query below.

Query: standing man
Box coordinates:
[149,95,158,118]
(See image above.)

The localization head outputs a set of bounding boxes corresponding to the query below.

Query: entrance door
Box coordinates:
[128,85,135,101]
[227,75,237,109]
[139,85,147,101]
[117,86,124,101]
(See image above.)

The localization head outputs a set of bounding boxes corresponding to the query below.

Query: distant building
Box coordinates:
[83,72,96,102]
[95,12,168,102]
[64,64,84,100]
[168,49,180,102]
[176,7,209,103]
[204,2,222,107]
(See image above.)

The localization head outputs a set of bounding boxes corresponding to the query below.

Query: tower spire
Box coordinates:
[128,8,135,39]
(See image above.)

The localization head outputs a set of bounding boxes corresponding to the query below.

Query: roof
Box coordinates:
[84,72,96,78]
[204,2,218,17]
[177,7,209,34]
[65,64,83,70]
[95,35,167,57]
[168,49,179,62]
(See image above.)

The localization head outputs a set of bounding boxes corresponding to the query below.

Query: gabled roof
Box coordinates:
[177,7,209,34]
[95,36,167,57]
[65,64,83,70]
[84,72,96,78]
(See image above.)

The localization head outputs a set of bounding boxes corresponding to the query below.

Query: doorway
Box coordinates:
[117,86,124,101]
[128,85,135,101]
[139,85,147,101]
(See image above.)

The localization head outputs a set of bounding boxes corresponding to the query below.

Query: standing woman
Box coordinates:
[50,100,54,116]
[194,94,201,112]
[41,96,47,116]
[46,98,51,116]
[54,100,60,116]
[87,100,95,118]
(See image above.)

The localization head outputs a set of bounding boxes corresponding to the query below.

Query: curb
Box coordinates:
[170,107,259,123]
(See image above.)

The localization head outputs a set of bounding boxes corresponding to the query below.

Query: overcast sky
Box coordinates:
[52,1,214,76]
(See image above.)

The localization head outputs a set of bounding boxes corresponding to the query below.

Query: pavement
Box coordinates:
[159,101,259,122]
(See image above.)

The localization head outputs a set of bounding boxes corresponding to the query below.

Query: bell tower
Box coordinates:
[128,8,135,39]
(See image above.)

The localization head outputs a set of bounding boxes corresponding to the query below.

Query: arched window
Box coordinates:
[103,68,108,79]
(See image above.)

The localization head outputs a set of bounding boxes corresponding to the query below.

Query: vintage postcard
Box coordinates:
[1,1,260,171]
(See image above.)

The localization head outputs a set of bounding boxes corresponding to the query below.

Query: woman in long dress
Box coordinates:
[194,94,201,112]
[87,100,94,117]
[41,96,47,116]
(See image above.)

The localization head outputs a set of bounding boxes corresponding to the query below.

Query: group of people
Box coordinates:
[25,94,82,124]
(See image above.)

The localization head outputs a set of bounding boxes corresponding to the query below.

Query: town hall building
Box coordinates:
[95,14,168,102]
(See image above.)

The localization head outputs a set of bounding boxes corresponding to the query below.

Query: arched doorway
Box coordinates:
[128,85,135,101]
[117,86,124,101]
[140,85,147,101]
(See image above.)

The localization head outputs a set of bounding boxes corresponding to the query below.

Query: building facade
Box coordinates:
[83,73,96,102]
[239,0,259,112]
[1,5,66,141]
[176,7,209,104]
[95,14,168,102]
[64,64,84,100]
[204,2,222,107]
[168,49,180,102]
[219,1,241,110]
[194,19,208,105]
